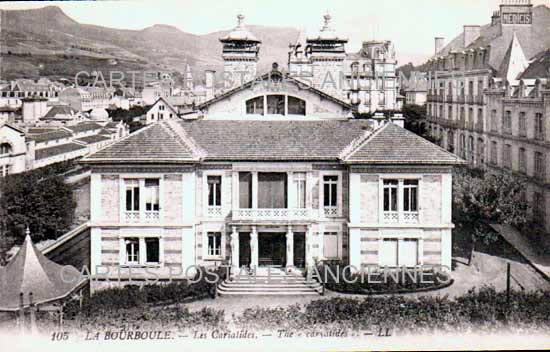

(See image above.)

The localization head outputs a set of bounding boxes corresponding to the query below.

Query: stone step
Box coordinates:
[220,283,322,289]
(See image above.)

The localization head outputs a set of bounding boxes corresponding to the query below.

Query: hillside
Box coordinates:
[0,6,300,82]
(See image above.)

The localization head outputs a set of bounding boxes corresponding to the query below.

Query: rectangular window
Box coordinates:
[533,192,544,225]
[239,172,252,209]
[294,172,306,209]
[519,148,526,173]
[503,144,512,169]
[490,141,498,165]
[519,112,526,137]
[207,232,222,257]
[323,232,338,259]
[383,180,398,212]
[503,110,512,134]
[207,176,222,207]
[534,152,545,180]
[535,113,545,140]
[145,238,160,264]
[145,179,160,211]
[491,110,497,132]
[125,237,140,264]
[323,175,338,210]
[125,180,140,212]
[403,180,418,212]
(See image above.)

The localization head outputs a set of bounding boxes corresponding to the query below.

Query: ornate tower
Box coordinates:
[304,13,348,98]
[219,14,261,90]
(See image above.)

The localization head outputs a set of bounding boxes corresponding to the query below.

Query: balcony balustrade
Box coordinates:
[233,208,319,221]
[124,210,160,223]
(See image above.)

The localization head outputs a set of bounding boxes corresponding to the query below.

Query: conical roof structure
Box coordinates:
[0,234,85,311]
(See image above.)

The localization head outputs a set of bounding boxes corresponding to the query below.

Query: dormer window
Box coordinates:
[245,95,306,116]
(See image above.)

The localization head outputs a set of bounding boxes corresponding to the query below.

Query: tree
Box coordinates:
[402,104,427,137]
[452,167,529,264]
[0,171,75,246]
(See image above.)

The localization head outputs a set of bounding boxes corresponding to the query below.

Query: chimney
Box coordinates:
[463,25,481,48]
[435,37,445,55]
[205,70,215,101]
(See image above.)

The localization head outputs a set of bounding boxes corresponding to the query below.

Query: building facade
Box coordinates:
[82,62,462,290]
[425,0,550,232]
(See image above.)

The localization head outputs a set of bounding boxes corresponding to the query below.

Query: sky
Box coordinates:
[1,0,549,65]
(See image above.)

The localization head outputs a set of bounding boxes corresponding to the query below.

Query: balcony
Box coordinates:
[124,210,160,223]
[383,211,419,224]
[233,208,318,221]
[446,95,453,103]
[475,123,484,133]
[457,95,466,104]
[467,95,475,104]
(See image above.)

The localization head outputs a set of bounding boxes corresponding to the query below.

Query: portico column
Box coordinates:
[231,226,239,273]
[250,226,258,268]
[286,225,294,269]
[305,225,314,269]
[252,172,258,209]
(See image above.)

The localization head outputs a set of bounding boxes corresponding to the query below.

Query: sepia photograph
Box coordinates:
[0,0,549,350]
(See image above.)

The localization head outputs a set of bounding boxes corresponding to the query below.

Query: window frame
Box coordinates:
[204,172,224,218]
[119,234,164,267]
[378,233,423,268]
[320,171,342,218]
[379,177,421,224]
[120,176,163,224]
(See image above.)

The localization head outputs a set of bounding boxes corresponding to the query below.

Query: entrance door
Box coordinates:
[239,233,251,267]
[258,233,286,267]
[293,232,306,268]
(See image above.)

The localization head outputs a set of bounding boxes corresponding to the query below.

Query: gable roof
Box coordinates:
[498,32,530,82]
[43,105,77,119]
[197,71,352,110]
[82,122,199,163]
[146,97,180,116]
[342,122,465,165]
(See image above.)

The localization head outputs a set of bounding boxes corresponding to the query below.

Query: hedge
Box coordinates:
[315,263,453,294]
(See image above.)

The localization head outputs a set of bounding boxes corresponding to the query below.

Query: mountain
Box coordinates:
[0,6,300,83]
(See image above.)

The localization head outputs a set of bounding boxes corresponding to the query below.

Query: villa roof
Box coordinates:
[35,143,86,160]
[65,122,103,133]
[75,135,111,145]
[82,122,198,163]
[27,129,73,143]
[342,122,465,165]
[0,235,85,311]
[43,105,77,119]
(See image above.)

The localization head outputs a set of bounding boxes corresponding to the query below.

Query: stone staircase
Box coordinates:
[217,267,322,296]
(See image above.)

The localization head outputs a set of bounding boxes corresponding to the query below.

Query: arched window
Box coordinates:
[245,95,306,116]
[0,143,12,155]
[287,96,306,115]
[246,96,264,115]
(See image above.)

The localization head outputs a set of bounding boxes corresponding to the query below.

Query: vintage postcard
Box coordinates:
[0,0,549,351]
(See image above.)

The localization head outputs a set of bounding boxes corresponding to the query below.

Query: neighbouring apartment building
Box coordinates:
[81,28,463,290]
[425,0,550,232]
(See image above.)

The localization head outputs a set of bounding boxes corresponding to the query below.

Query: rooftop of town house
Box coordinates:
[64,122,103,133]
[432,5,550,70]
[74,134,111,145]
[35,142,86,160]
[27,129,73,143]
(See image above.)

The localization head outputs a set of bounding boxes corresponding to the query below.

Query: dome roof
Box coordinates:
[219,14,260,43]
[90,108,108,120]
